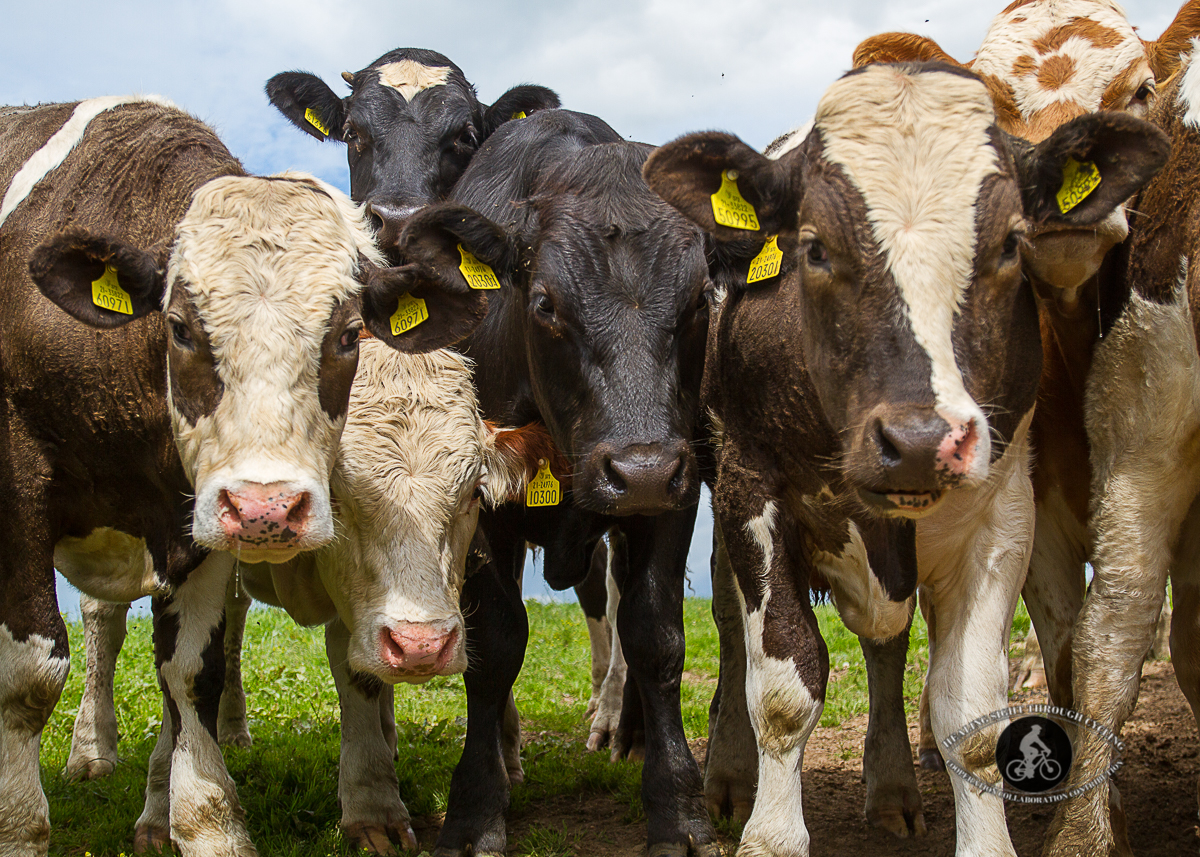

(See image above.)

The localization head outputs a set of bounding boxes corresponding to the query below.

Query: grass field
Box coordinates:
[40,597,1033,856]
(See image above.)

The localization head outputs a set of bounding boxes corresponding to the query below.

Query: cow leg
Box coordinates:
[135,697,176,851]
[435,544,528,857]
[1171,500,1200,822]
[1019,490,1088,706]
[501,691,523,784]
[703,520,756,823]
[576,539,613,720]
[914,591,943,771]
[152,551,256,857]
[615,507,717,856]
[67,596,129,781]
[217,571,251,748]
[588,533,630,754]
[325,618,416,855]
[860,611,926,838]
[1044,286,1200,857]
[0,562,69,856]
[380,685,398,762]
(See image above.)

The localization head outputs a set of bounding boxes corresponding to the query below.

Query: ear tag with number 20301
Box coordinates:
[458,244,501,289]
[91,265,133,315]
[747,236,782,283]
[389,293,428,335]
[1056,157,1101,214]
[526,459,561,507]
[711,170,760,231]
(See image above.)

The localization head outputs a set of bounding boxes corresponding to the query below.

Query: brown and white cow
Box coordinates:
[645,61,1165,857]
[0,96,479,856]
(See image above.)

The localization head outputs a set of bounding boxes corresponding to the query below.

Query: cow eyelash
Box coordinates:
[338,326,362,351]
[170,318,193,347]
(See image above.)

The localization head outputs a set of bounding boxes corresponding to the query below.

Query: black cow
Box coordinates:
[397,108,717,857]
[267,48,559,243]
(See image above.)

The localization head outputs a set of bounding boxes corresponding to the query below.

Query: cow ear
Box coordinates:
[359,262,488,354]
[1146,1,1200,82]
[398,202,519,280]
[266,71,346,143]
[644,132,799,243]
[852,32,963,68]
[482,85,561,136]
[1015,112,1169,227]
[482,421,564,504]
[28,229,165,328]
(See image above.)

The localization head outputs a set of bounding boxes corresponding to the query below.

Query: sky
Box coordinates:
[13,0,1184,610]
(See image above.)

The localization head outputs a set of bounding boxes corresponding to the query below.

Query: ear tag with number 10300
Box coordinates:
[389,293,428,335]
[526,459,561,507]
[747,236,782,283]
[711,170,760,231]
[458,244,501,289]
[91,265,133,315]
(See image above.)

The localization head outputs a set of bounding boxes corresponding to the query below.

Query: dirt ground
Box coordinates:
[412,659,1200,856]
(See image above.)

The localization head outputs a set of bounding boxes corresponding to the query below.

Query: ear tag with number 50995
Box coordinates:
[711,170,760,231]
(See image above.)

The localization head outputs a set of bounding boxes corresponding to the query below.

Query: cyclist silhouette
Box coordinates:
[1007,724,1060,782]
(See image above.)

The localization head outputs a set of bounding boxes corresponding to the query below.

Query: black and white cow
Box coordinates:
[644,62,1165,856]
[0,96,477,856]
[395,107,717,856]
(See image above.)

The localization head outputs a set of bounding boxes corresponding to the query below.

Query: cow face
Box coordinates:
[267,49,559,244]
[29,174,495,562]
[646,63,1166,517]
[398,143,711,516]
[314,342,544,683]
[854,1,1200,305]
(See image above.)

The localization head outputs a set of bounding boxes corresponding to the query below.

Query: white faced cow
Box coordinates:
[645,62,1165,857]
[0,97,478,857]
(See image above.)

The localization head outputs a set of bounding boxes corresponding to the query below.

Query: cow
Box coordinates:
[121,338,549,855]
[266,48,560,245]
[394,107,716,856]
[644,60,1166,857]
[0,96,479,856]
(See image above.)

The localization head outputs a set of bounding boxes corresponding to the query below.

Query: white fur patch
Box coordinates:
[764,120,813,161]
[815,66,994,480]
[1180,39,1200,129]
[376,61,451,101]
[0,94,177,228]
[812,521,911,641]
[54,527,165,603]
[746,501,778,584]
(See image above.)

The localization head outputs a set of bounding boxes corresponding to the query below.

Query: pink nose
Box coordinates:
[217,483,311,546]
[936,419,979,477]
[379,623,459,674]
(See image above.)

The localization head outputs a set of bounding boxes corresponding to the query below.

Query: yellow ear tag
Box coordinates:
[1056,157,1101,214]
[747,236,783,284]
[389,293,428,336]
[91,265,133,315]
[458,244,501,289]
[711,170,760,231]
[526,459,561,507]
[511,111,527,120]
[304,107,330,137]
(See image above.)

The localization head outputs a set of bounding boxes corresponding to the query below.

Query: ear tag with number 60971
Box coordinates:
[711,170,760,231]
[526,459,561,507]
[91,265,133,315]
[458,244,501,289]
[389,293,428,335]
[747,236,783,283]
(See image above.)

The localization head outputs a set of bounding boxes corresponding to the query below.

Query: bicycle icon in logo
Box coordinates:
[1004,724,1062,784]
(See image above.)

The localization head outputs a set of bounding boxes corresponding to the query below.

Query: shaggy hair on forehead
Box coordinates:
[534,142,675,233]
[336,340,484,530]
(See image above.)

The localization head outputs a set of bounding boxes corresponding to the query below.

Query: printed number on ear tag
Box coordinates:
[91,265,133,315]
[389,293,428,335]
[304,107,330,137]
[711,170,760,230]
[458,244,501,289]
[511,111,527,120]
[1056,158,1101,214]
[747,236,782,283]
[526,459,561,507]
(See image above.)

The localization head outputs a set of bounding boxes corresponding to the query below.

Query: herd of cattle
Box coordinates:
[4,1,1200,855]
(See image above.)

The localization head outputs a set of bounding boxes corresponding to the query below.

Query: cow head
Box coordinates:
[29,174,492,562]
[399,133,711,516]
[646,63,1166,517]
[854,0,1200,307]
[309,341,550,683]
[267,48,560,244]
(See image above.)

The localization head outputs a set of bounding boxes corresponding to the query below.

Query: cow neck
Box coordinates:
[460,284,540,429]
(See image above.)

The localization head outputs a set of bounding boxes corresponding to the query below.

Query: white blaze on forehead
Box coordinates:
[1181,39,1200,128]
[0,94,177,228]
[972,0,1148,118]
[815,66,996,462]
[377,60,452,101]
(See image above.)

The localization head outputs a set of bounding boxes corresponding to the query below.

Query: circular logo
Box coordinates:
[995,715,1072,793]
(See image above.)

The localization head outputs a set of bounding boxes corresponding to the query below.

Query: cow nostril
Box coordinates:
[876,421,902,469]
[603,455,627,493]
[285,492,311,525]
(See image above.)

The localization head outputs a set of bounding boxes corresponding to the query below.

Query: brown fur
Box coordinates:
[487,420,572,487]
[1033,18,1124,55]
[852,33,962,69]
[1038,53,1079,90]
[1146,1,1200,82]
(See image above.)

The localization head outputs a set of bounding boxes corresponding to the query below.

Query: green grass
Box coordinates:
[40,597,1033,855]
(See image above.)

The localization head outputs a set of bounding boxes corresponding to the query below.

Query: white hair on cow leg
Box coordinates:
[0,94,178,228]
[376,61,452,101]
[816,65,996,483]
[1181,38,1200,129]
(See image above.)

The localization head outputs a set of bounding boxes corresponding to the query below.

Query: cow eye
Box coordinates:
[805,240,830,267]
[696,282,714,312]
[170,318,193,347]
[338,326,361,351]
[1001,231,1023,262]
[534,292,555,319]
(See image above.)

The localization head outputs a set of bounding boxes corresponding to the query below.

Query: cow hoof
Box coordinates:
[218,728,253,749]
[866,804,927,839]
[586,710,621,752]
[344,821,417,855]
[918,748,945,771]
[506,759,525,786]
[646,843,688,857]
[65,754,116,781]
[610,728,645,763]
[134,823,172,853]
[705,774,754,823]
[431,850,503,857]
